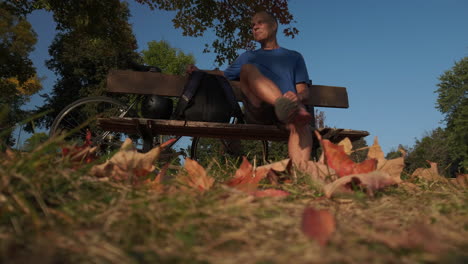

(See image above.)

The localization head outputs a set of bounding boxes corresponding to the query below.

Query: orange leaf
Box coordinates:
[226,157,267,192]
[301,208,336,246]
[179,158,214,192]
[323,171,402,198]
[315,131,377,177]
[145,163,170,192]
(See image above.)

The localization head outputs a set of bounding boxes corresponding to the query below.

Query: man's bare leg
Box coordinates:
[288,123,312,169]
[240,64,311,123]
[240,64,313,166]
[239,64,282,107]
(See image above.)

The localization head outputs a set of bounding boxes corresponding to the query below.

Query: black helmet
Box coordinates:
[141,95,173,119]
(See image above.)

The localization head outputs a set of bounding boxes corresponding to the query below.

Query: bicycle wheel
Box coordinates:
[49,96,139,151]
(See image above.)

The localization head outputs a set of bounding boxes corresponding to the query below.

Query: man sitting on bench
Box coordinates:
[187,10,313,168]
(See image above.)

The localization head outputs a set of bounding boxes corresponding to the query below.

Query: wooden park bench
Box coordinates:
[97,70,369,161]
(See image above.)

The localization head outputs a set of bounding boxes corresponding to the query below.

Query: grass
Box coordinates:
[1,140,467,264]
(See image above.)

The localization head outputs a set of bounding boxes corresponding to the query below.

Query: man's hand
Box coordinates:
[295,82,309,104]
[186,64,199,75]
[283,91,300,102]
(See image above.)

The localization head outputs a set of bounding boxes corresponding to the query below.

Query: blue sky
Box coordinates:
[22,0,468,154]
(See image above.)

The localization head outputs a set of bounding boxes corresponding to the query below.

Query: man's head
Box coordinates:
[251,11,278,44]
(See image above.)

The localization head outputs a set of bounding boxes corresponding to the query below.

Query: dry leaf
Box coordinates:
[90,138,164,182]
[301,208,336,246]
[315,131,377,177]
[178,158,214,192]
[323,171,402,198]
[366,138,405,180]
[367,136,385,161]
[338,137,353,155]
[226,157,268,192]
[450,174,468,188]
[145,163,170,192]
[411,161,446,181]
[259,159,293,185]
[257,158,291,172]
[303,160,334,185]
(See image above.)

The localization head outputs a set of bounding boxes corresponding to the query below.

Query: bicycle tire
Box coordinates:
[49,96,137,150]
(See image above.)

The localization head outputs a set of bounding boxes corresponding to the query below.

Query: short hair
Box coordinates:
[253,10,278,27]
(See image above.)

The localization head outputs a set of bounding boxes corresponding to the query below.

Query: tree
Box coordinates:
[142,40,195,75]
[0,4,41,150]
[135,0,298,65]
[405,128,453,177]
[435,57,468,173]
[32,0,140,129]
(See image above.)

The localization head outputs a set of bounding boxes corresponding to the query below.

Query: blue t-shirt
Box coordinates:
[224,47,309,94]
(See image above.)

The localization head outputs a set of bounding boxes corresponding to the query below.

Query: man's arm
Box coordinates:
[296,82,309,104]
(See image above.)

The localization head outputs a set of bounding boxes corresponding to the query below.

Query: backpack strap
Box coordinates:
[173,71,206,120]
[214,75,244,123]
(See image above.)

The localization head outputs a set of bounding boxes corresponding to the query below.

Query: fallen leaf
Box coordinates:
[450,173,468,188]
[252,189,290,198]
[258,159,293,185]
[411,161,446,181]
[226,157,268,192]
[257,159,291,172]
[338,137,353,155]
[62,130,98,165]
[366,138,405,180]
[367,136,385,161]
[178,158,214,192]
[323,171,402,198]
[301,207,336,246]
[303,160,334,185]
[90,138,164,182]
[145,163,170,192]
[315,131,377,177]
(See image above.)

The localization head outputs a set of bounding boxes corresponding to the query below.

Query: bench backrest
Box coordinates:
[106,70,349,108]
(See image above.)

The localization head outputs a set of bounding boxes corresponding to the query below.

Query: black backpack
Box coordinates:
[173,71,243,123]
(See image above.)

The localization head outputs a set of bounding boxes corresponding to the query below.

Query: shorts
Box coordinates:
[241,92,278,125]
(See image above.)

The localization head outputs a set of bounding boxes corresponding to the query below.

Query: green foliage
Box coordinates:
[142,40,195,75]
[350,138,368,163]
[22,132,48,152]
[405,128,452,176]
[0,4,39,149]
[136,0,298,65]
[385,146,404,160]
[435,57,468,172]
[32,0,140,130]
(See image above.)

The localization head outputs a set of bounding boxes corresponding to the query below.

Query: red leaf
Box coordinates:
[315,131,377,177]
[301,208,336,246]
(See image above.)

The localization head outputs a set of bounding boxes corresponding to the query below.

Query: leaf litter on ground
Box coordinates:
[1,133,467,263]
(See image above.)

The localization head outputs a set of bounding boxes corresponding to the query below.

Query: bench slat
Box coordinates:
[97,117,369,142]
[106,70,349,108]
